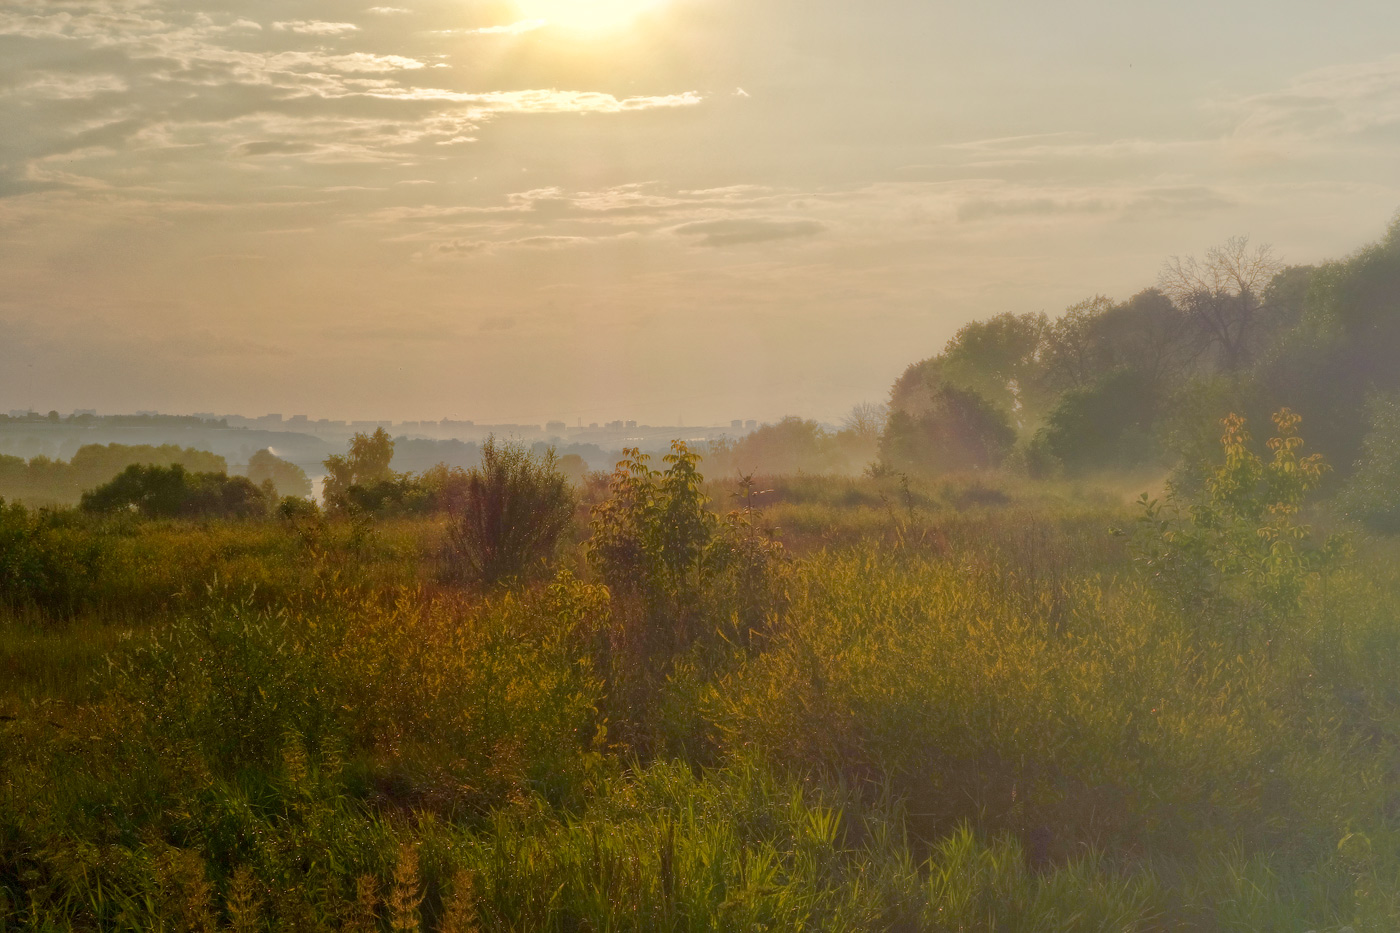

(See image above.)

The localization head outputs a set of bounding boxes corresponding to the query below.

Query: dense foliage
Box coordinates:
[5,411,1400,931]
[0,444,227,508]
[882,216,1400,486]
[80,464,269,519]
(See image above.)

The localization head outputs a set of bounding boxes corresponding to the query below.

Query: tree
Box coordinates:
[708,417,832,477]
[1041,368,1162,474]
[1251,216,1400,472]
[247,449,312,500]
[842,402,888,441]
[322,428,395,509]
[940,311,1050,427]
[1159,236,1283,372]
[1093,288,1199,388]
[556,453,590,486]
[880,384,1016,474]
[80,464,268,519]
[1042,295,1117,391]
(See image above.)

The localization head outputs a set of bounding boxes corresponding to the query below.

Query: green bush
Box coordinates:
[443,437,574,587]
[589,442,786,656]
[1131,408,1346,634]
[1340,392,1400,533]
[0,500,101,616]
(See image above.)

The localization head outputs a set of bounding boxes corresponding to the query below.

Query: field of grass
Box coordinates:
[3,463,1400,931]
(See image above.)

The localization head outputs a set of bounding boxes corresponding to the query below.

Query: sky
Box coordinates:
[2,0,1400,426]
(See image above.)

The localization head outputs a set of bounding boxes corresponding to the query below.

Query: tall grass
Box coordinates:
[3,470,1400,929]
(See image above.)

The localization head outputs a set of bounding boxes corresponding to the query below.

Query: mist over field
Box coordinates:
[8,1,1400,930]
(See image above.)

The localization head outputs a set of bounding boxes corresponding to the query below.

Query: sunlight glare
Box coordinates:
[512,0,667,34]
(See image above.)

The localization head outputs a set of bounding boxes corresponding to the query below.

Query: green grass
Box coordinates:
[2,472,1399,930]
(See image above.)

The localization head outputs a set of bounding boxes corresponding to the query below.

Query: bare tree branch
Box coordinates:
[1159,236,1282,371]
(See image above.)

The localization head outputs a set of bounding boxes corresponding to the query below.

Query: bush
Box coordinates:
[0,499,101,615]
[1340,392,1400,533]
[443,437,574,587]
[1131,408,1346,634]
[589,444,787,666]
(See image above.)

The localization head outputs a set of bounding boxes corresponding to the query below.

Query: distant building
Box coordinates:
[731,419,743,429]
[546,421,567,433]
[72,409,97,417]
[625,420,637,429]
[745,420,757,430]
[606,420,624,430]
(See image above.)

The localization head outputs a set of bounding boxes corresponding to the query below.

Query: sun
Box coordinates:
[512,0,666,34]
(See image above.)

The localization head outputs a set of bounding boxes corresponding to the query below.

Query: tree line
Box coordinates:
[0,443,311,512]
[878,217,1400,532]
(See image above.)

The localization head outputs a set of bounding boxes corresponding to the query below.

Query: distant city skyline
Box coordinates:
[6,407,773,432]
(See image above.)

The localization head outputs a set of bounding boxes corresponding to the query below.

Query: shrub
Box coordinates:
[277,495,320,521]
[1131,408,1346,633]
[443,437,574,587]
[0,499,101,615]
[1339,392,1400,533]
[589,444,787,663]
[588,443,717,651]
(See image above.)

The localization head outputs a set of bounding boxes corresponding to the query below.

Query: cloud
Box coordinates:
[672,218,826,247]
[459,20,548,36]
[271,21,359,36]
[508,235,598,248]
[363,88,703,114]
[954,184,1232,223]
[1228,56,1400,145]
[238,139,318,156]
[0,2,704,194]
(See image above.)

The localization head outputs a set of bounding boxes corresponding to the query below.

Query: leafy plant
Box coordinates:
[1131,408,1345,634]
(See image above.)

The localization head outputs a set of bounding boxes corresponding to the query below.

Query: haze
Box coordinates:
[3,0,1399,424]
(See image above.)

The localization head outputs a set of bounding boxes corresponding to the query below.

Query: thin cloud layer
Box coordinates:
[1,0,1399,423]
[672,218,826,247]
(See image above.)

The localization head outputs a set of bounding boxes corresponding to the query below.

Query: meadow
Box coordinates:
[3,430,1400,931]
